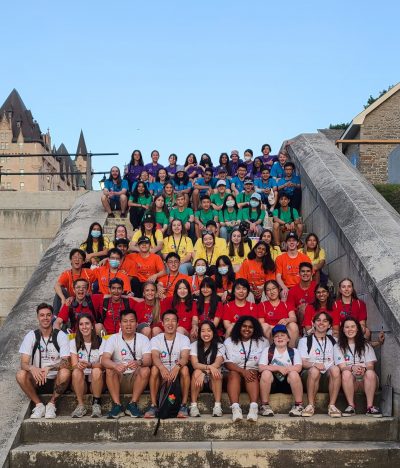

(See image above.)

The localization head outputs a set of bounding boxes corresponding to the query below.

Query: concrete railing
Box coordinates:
[288,133,400,414]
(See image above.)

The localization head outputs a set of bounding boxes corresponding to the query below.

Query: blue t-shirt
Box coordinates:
[196,177,217,194]
[104,179,129,199]
[277,175,301,196]
[254,178,277,191]
[173,180,193,192]
[270,162,285,179]
[150,181,165,194]
[231,176,246,193]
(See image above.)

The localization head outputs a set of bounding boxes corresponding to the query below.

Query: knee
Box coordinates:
[150,366,160,377]
[273,222,279,229]
[58,368,71,381]
[91,367,102,380]
[288,370,301,382]
[120,194,127,202]
[330,366,341,379]
[287,322,299,334]
[140,366,151,378]
[308,367,321,379]
[72,368,84,379]
[180,365,189,377]
[106,368,116,377]
[16,369,28,383]
[260,370,273,383]
[341,369,353,382]
[192,369,203,380]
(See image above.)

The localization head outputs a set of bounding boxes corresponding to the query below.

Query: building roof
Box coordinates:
[0,89,44,144]
[57,143,84,188]
[75,129,88,159]
[341,82,400,140]
[317,128,345,142]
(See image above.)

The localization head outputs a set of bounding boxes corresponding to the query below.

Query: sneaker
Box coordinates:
[366,406,382,418]
[30,403,45,419]
[125,402,142,418]
[260,404,274,417]
[143,405,157,419]
[177,404,189,418]
[302,404,315,417]
[328,404,342,418]
[247,405,258,422]
[212,404,223,417]
[108,212,115,218]
[231,405,243,422]
[289,404,304,417]
[71,404,87,419]
[107,403,124,419]
[91,403,102,418]
[189,404,201,417]
[342,405,356,417]
[45,403,57,419]
[120,212,127,219]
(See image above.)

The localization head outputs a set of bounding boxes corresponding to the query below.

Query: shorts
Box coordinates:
[301,369,330,392]
[110,198,121,211]
[37,379,55,394]
[120,372,137,394]
[271,375,292,394]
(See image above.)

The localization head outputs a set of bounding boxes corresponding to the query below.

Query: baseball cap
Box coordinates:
[142,213,155,224]
[218,167,228,174]
[137,236,151,245]
[250,192,261,201]
[286,232,299,241]
[216,180,226,187]
[244,178,253,185]
[272,324,290,336]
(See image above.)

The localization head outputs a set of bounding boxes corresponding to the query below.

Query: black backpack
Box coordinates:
[31,329,60,367]
[268,343,294,365]
[306,334,336,354]
[68,295,96,330]
[101,297,130,323]
[153,378,182,436]
[276,206,295,222]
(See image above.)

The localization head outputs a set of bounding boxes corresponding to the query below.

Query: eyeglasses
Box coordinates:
[266,287,278,292]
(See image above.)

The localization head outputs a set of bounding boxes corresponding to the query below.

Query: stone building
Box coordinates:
[339,82,400,184]
[0,89,89,191]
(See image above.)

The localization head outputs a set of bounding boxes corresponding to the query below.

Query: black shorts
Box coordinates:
[37,379,55,394]
[271,375,292,394]
[110,198,121,211]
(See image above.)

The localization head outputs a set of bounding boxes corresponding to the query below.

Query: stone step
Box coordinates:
[41,391,380,416]
[20,415,397,444]
[10,440,400,468]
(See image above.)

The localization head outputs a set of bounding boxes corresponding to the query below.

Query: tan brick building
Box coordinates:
[0,89,89,191]
[340,83,400,184]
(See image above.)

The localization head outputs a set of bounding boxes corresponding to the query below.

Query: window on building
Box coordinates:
[20,182,25,190]
[20,169,24,176]
[0,156,5,163]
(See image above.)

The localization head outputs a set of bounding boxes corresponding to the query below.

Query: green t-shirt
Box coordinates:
[218,209,240,223]
[272,206,300,223]
[195,209,217,224]
[236,192,253,204]
[211,193,228,207]
[170,207,194,224]
[239,207,265,223]
[165,195,177,211]
[155,211,169,226]
[129,194,152,207]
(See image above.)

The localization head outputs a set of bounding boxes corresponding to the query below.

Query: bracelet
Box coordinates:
[176,363,183,368]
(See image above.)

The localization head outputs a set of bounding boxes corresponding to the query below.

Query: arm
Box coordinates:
[276,273,289,298]
[278,310,297,326]
[101,352,126,373]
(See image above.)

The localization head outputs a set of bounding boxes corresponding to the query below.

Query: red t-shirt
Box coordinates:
[332,299,367,324]
[223,301,259,323]
[197,301,224,323]
[302,304,339,327]
[102,297,137,335]
[133,300,160,325]
[258,300,295,326]
[287,281,317,309]
[57,294,104,331]
[211,275,234,295]
[57,269,96,296]
[161,298,198,332]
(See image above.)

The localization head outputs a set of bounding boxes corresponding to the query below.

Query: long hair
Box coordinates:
[142,281,161,323]
[200,153,213,169]
[155,168,170,183]
[172,279,193,312]
[247,241,275,273]
[252,157,264,175]
[338,318,368,359]
[114,224,128,241]
[75,313,101,351]
[129,149,144,166]
[303,233,321,261]
[219,152,231,173]
[312,283,334,311]
[166,218,188,237]
[140,219,157,246]
[197,320,220,365]
[228,228,245,258]
[337,278,359,300]
[197,277,220,319]
[184,153,198,166]
[108,166,122,185]
[149,194,170,219]
[230,315,264,344]
[215,256,235,289]
[84,222,105,254]
[173,171,190,186]
[131,181,151,202]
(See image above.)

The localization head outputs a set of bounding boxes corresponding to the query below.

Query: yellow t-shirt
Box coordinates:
[228,242,251,265]
[161,235,194,259]
[303,248,326,266]
[80,236,113,253]
[270,245,282,262]
[193,239,228,265]
[131,229,163,248]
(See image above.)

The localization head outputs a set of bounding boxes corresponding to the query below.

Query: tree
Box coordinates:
[329,123,350,130]
[364,85,394,109]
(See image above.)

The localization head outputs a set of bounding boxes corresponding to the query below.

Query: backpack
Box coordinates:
[68,295,96,330]
[306,334,336,354]
[153,378,182,436]
[267,343,294,365]
[276,206,295,222]
[31,329,60,367]
[101,297,130,324]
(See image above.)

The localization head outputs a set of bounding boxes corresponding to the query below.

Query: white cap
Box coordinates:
[216,180,226,187]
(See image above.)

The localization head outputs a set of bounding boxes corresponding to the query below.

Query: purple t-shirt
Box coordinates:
[261,155,278,167]
[186,165,203,178]
[144,163,164,178]
[125,164,144,183]
[166,165,177,176]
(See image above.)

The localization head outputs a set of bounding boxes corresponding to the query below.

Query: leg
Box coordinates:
[180,366,190,405]
[227,370,242,404]
[151,326,163,337]
[260,370,273,403]
[16,370,41,405]
[306,367,321,406]
[90,368,104,398]
[179,262,192,275]
[287,371,303,403]
[49,368,71,405]
[190,369,204,404]
[101,194,112,214]
[295,222,303,240]
[149,365,161,406]
[105,368,122,405]
[131,367,151,402]
[272,222,282,246]
[119,194,128,214]
[341,369,356,407]
[286,322,299,348]
[209,373,223,403]
[327,366,341,406]
[261,323,272,343]
[245,379,259,403]
[192,189,200,211]
[363,370,378,408]
[177,326,189,337]
[71,368,87,406]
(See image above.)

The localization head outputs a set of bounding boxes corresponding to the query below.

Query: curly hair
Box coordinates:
[230,315,264,344]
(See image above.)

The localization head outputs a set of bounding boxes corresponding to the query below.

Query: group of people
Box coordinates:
[16,145,384,422]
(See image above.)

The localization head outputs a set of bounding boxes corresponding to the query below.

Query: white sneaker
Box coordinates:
[260,404,274,417]
[231,405,243,422]
[247,405,258,422]
[189,404,201,417]
[30,403,45,419]
[45,403,57,419]
[212,404,223,417]
[289,404,304,417]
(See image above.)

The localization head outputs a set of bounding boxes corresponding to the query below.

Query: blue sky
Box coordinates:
[2,0,399,184]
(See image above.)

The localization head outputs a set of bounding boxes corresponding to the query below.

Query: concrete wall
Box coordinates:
[288,133,400,414]
[0,192,84,324]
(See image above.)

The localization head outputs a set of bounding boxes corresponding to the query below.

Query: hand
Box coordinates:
[253,287,262,299]
[278,318,288,325]
[190,327,198,341]
[126,360,140,371]
[242,369,258,382]
[209,366,222,380]
[113,363,127,374]
[168,365,180,382]
[313,363,325,371]
[194,372,205,388]
[280,288,289,300]
[30,366,46,385]
[221,291,229,303]
[160,366,170,381]
[77,360,90,370]
[147,274,158,283]
[280,367,289,376]
[65,296,74,306]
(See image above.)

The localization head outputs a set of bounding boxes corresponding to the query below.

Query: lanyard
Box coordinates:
[84,342,92,363]
[314,336,327,361]
[205,247,215,266]
[41,333,53,359]
[166,273,179,294]
[192,275,201,291]
[123,336,137,360]
[164,336,176,368]
[347,344,357,365]
[172,235,183,254]
[110,301,122,334]
[240,339,253,369]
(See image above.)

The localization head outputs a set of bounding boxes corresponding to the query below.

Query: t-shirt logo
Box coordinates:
[78,351,84,359]
[315,349,321,356]
[39,345,45,352]
[340,310,349,318]
[160,351,168,359]
[344,354,350,362]
[234,314,239,321]
[239,347,245,356]
[268,311,274,317]
[121,348,128,356]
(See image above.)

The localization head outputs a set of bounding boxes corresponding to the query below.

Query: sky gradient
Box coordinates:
[2,0,399,185]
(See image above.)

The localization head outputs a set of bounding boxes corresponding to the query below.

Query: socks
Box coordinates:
[231,402,240,409]
[250,402,258,409]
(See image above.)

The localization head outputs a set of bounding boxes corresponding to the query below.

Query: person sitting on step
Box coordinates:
[101,166,129,218]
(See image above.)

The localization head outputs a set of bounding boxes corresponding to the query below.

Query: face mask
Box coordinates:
[91,230,101,238]
[250,200,259,208]
[218,267,229,275]
[226,200,235,208]
[109,259,120,269]
[244,156,252,162]
[195,266,207,275]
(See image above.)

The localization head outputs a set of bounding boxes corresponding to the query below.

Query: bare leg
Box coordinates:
[245,380,259,403]
[101,195,112,214]
[306,367,321,406]
[49,368,71,405]
[260,370,273,403]
[190,370,204,403]
[16,370,41,405]
[131,367,150,402]
[287,371,303,403]
[227,370,242,404]
[287,322,299,348]
[90,368,104,398]
[149,366,161,406]
[180,366,190,405]
[105,368,122,405]
[341,370,355,407]
[328,366,341,406]
[210,375,223,403]
[71,368,86,406]
[363,370,378,408]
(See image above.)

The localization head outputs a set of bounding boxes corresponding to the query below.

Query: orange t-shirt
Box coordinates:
[57,269,96,296]
[158,273,191,298]
[129,253,165,282]
[275,252,311,288]
[119,255,137,276]
[93,265,132,294]
[236,259,276,288]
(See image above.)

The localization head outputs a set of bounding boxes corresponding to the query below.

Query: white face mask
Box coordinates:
[195,266,207,275]
[226,200,235,208]
[250,200,259,207]
[244,155,252,162]
[218,267,229,275]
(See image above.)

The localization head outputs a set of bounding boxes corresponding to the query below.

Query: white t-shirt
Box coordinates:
[224,337,267,370]
[70,338,106,376]
[259,346,302,367]
[103,332,151,374]
[190,341,225,364]
[334,343,376,368]
[19,329,70,379]
[151,332,191,371]
[298,335,336,373]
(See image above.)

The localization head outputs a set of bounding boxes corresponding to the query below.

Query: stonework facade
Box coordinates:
[0,89,89,191]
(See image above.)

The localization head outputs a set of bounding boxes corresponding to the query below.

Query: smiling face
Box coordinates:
[261,230,272,245]
[265,283,280,301]
[273,331,289,347]
[315,287,329,305]
[339,280,353,299]
[115,226,127,239]
[202,234,214,249]
[163,312,178,334]
[151,151,160,163]
[240,320,254,340]
[201,282,213,298]
[278,152,288,165]
[110,283,123,300]
[177,282,189,300]
[200,323,214,343]
[37,308,53,330]
[299,266,312,283]
[237,167,246,178]
[234,283,249,301]
[121,313,137,336]
[139,241,151,253]
[78,316,93,338]
[343,320,358,339]
[313,314,331,334]
[169,154,177,165]
[158,169,167,181]
[172,219,183,234]
[286,237,298,251]
[70,252,84,269]
[167,256,180,273]
[255,243,267,258]
[110,167,120,180]
[143,283,156,302]
[164,183,173,195]
[231,230,242,244]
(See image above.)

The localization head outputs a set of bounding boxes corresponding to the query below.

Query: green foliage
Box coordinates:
[329,123,350,130]
[364,85,395,109]
[374,184,400,213]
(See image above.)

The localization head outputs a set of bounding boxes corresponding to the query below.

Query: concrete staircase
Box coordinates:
[102,211,134,240]
[10,393,400,467]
